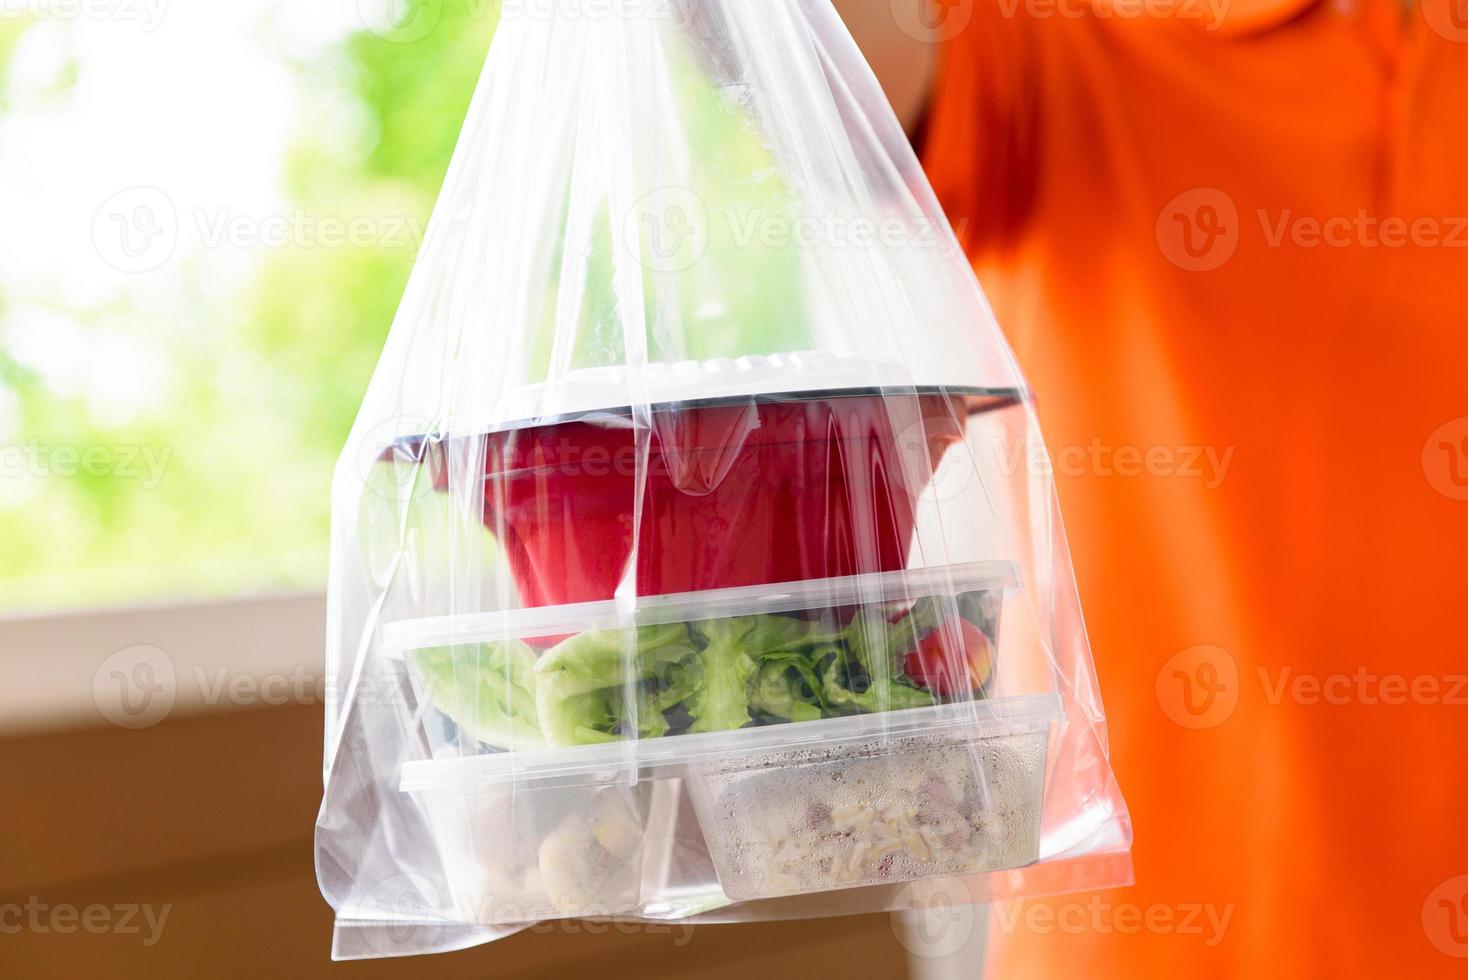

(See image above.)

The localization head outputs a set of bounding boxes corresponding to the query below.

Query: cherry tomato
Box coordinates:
[902,619,993,697]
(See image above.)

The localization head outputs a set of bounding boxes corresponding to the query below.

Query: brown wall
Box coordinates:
[0,704,911,979]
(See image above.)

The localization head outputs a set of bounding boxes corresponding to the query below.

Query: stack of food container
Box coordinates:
[369,354,1061,924]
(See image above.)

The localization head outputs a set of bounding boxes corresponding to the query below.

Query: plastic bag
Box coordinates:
[315,0,1131,959]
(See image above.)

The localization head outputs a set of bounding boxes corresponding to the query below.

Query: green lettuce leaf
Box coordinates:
[414,641,546,751]
[533,623,696,746]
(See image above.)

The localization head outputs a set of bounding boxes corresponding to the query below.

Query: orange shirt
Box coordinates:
[924,0,1468,975]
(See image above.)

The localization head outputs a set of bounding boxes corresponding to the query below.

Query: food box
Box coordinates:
[386,561,1058,908]
[389,355,1018,607]
[684,704,1053,901]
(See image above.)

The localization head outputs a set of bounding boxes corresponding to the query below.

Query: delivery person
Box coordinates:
[834,0,1468,975]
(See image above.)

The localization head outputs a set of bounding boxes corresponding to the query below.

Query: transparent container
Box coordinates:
[684,702,1054,901]
[385,561,1058,915]
[400,771,681,925]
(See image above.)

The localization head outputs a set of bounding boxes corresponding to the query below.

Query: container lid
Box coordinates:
[498,351,912,424]
[380,559,1021,658]
[398,693,1063,793]
[455,351,1022,435]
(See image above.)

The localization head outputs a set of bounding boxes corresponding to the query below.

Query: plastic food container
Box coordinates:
[398,696,1059,913]
[387,561,1059,907]
[400,766,681,924]
[394,355,1020,607]
[684,702,1054,901]
[385,561,1021,751]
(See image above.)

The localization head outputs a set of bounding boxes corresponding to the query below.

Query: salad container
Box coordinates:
[317,0,1131,960]
[383,562,1057,917]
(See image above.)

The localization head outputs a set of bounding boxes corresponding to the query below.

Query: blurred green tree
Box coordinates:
[0,4,496,609]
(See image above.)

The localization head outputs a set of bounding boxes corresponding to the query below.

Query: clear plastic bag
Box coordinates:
[315,0,1132,959]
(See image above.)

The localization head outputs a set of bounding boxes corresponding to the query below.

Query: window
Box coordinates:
[0,3,496,611]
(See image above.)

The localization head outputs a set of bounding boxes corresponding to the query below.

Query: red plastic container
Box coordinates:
[415,389,1001,607]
